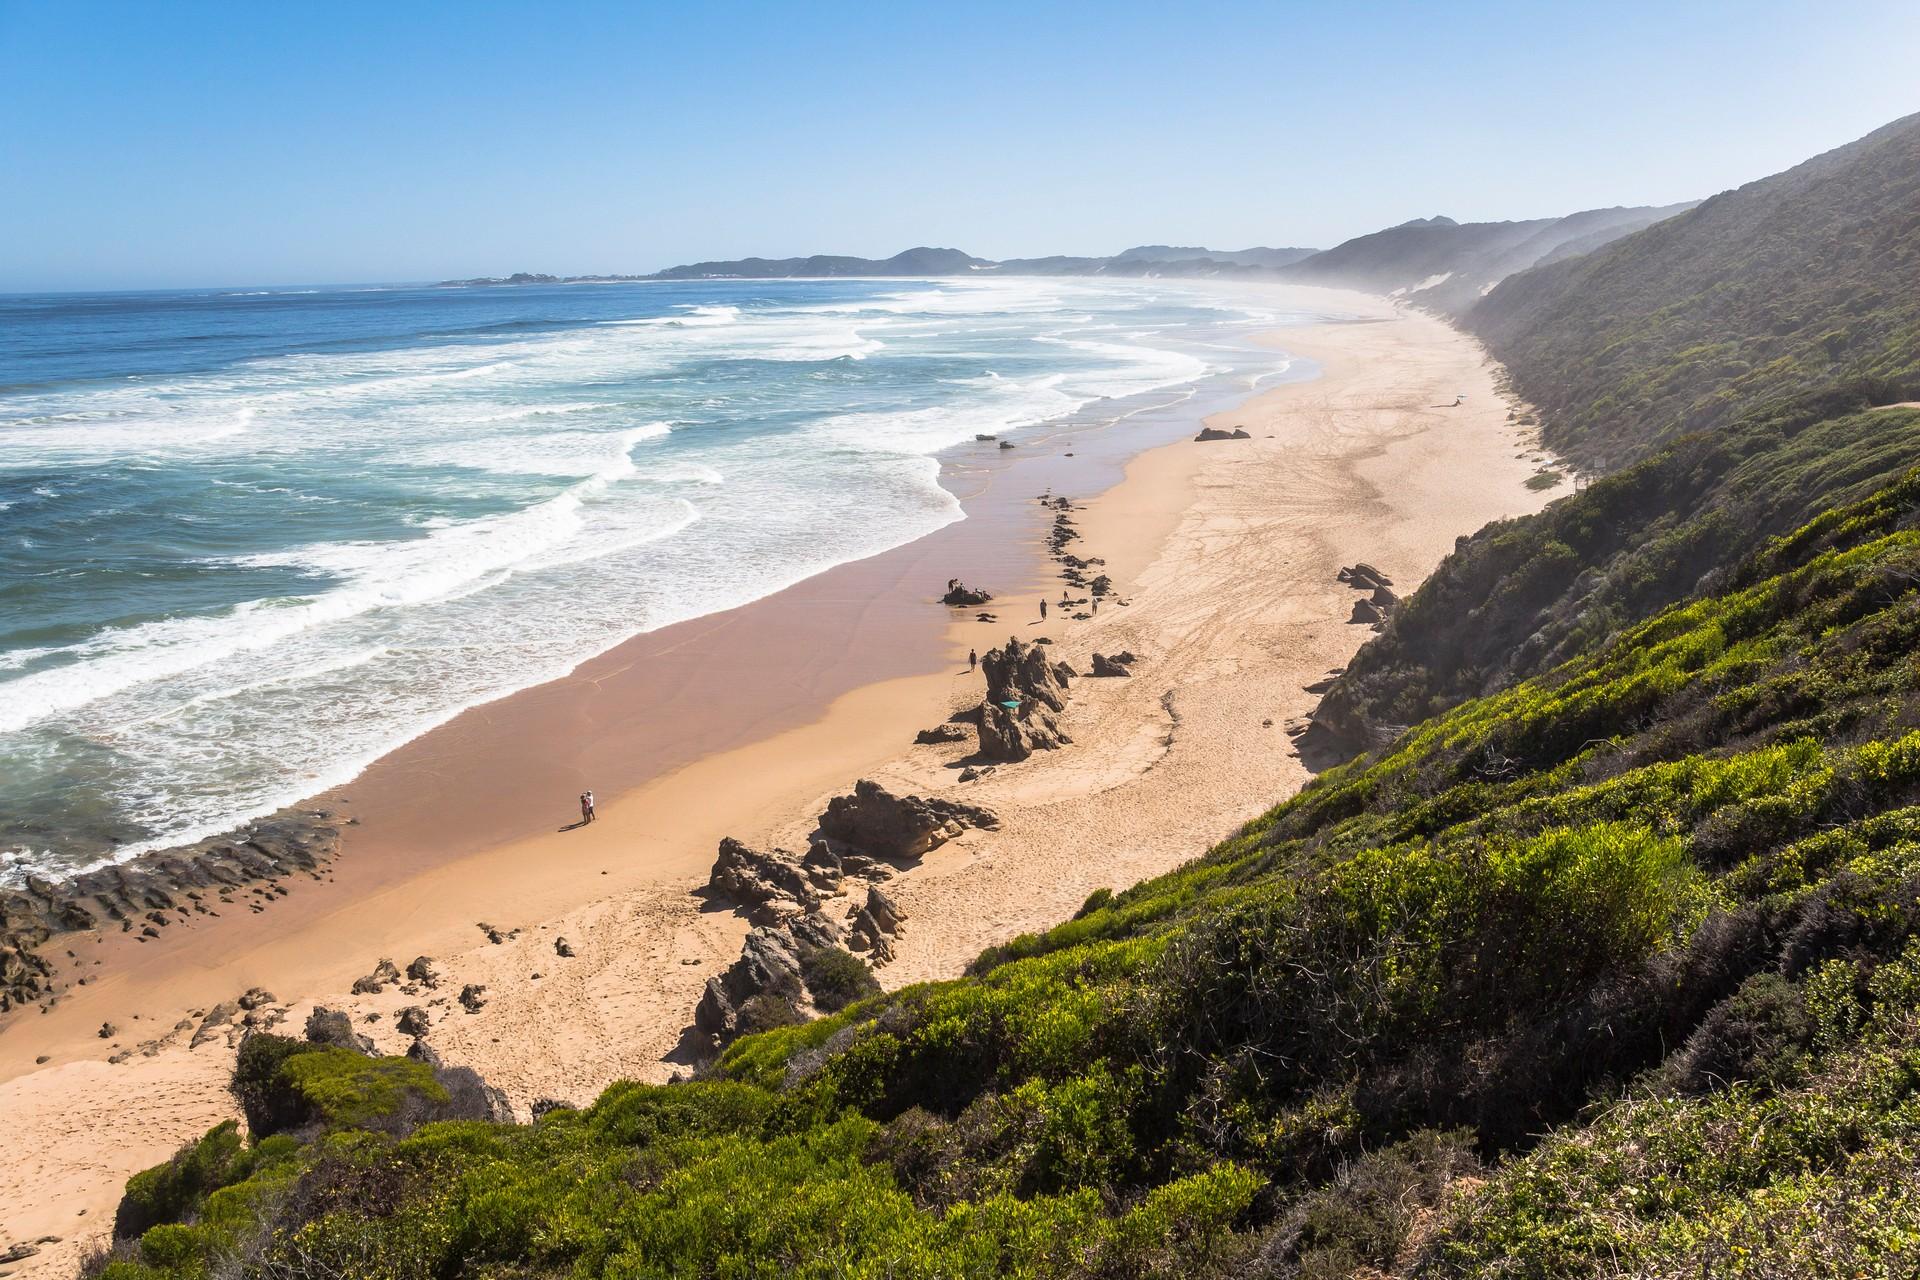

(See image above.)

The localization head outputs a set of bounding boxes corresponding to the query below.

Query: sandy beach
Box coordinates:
[0,286,1561,1276]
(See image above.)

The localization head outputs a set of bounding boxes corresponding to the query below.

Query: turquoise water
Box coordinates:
[0,276,1309,876]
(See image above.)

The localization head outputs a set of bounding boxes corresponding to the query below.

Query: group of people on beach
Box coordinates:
[578,790,595,825]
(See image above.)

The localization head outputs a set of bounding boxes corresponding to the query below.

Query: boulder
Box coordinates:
[847,887,908,962]
[913,723,970,745]
[707,837,824,910]
[237,987,277,1010]
[554,936,576,958]
[1370,585,1398,610]
[1349,599,1387,625]
[190,1001,240,1048]
[304,1006,374,1053]
[998,440,1015,449]
[351,958,401,995]
[1089,574,1113,597]
[978,700,1071,762]
[940,580,993,606]
[459,984,489,1013]
[694,926,805,1042]
[1090,652,1132,677]
[982,635,1070,712]
[406,956,441,987]
[396,1006,431,1038]
[1194,426,1252,441]
[816,779,998,861]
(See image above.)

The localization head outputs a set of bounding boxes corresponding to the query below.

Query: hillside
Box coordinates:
[1275,204,1692,315]
[90,116,1920,1280]
[1469,111,1920,471]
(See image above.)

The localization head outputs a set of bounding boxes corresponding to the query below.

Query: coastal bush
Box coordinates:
[800,945,883,1012]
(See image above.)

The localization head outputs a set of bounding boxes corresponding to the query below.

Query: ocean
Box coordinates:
[0,275,1311,879]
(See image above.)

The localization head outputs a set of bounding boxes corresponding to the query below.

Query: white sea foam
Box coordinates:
[1,275,1317,870]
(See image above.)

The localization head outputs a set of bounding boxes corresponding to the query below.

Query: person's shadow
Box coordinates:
[559,819,590,832]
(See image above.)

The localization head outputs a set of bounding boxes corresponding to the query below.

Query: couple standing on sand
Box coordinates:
[578,790,595,825]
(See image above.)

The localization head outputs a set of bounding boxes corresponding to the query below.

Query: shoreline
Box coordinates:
[0,287,1563,1275]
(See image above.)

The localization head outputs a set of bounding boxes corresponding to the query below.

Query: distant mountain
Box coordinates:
[1274,203,1695,315]
[437,245,1320,287]
[1111,244,1318,269]
[648,246,992,280]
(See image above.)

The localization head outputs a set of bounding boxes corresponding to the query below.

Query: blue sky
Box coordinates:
[2,0,1917,290]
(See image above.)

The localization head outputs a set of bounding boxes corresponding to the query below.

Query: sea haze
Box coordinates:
[0,276,1309,877]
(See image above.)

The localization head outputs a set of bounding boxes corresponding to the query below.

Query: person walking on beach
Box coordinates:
[968,648,978,672]
[1039,598,1047,620]
[580,790,595,825]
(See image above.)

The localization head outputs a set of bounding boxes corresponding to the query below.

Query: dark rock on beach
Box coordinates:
[305,1006,375,1053]
[816,779,998,862]
[940,580,993,606]
[913,723,971,745]
[1194,426,1252,441]
[0,808,342,1013]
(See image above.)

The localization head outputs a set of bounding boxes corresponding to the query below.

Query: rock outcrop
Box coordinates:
[0,809,342,1012]
[940,580,993,606]
[846,886,907,962]
[1091,651,1136,677]
[694,925,807,1041]
[913,722,970,745]
[351,958,401,995]
[707,837,823,923]
[979,700,1071,761]
[459,984,489,1013]
[982,635,1071,712]
[1195,426,1252,441]
[816,779,998,862]
[396,1006,431,1038]
[304,1006,375,1053]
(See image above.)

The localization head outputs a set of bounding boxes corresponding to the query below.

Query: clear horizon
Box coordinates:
[3,0,1918,292]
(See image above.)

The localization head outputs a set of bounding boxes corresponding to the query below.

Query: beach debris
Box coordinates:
[1091,652,1135,678]
[459,984,489,1013]
[396,1006,431,1038]
[913,722,971,745]
[817,779,999,862]
[406,955,441,987]
[940,579,993,606]
[351,957,401,994]
[554,936,575,958]
[1194,426,1252,441]
[304,1006,375,1053]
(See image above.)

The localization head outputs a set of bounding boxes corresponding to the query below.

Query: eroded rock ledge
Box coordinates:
[1,809,343,1015]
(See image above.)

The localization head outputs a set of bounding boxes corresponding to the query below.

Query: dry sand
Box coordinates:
[0,287,1560,1276]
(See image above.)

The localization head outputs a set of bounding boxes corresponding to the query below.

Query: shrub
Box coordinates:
[800,946,883,1013]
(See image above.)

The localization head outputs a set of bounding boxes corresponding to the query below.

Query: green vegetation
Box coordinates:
[91,113,1920,1277]
[1472,111,1920,471]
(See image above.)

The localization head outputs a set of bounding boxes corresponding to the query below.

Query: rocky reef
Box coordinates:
[0,809,343,1015]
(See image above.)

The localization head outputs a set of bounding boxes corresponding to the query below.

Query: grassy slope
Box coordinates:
[91,118,1920,1280]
